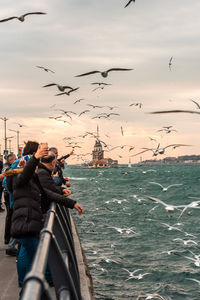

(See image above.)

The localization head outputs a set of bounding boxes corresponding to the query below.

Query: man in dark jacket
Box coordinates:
[7,144,83,287]
[37,151,83,213]
[49,147,73,186]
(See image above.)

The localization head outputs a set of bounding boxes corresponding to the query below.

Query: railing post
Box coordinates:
[48,235,80,300]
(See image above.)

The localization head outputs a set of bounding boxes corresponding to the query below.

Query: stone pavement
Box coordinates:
[0,207,20,300]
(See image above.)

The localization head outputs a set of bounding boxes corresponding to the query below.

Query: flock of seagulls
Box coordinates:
[0,3,197,300]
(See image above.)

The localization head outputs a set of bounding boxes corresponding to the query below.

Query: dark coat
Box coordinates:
[7,156,76,238]
[37,163,76,212]
[7,155,43,238]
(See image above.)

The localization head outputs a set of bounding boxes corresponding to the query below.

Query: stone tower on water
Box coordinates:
[92,126,104,162]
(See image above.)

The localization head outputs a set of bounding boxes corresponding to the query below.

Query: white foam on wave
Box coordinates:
[69,177,87,180]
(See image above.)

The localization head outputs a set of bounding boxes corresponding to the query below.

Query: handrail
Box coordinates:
[20,202,82,300]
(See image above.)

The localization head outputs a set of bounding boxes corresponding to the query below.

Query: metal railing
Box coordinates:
[20,203,82,300]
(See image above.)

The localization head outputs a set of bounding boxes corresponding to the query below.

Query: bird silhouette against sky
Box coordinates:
[150,109,200,115]
[0,12,46,23]
[169,56,173,71]
[190,99,200,109]
[36,66,55,73]
[75,68,133,78]
[43,83,73,92]
[55,87,79,96]
[125,0,135,8]
[74,98,84,104]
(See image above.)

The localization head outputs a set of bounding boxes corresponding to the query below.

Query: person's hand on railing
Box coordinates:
[65,181,71,187]
[63,189,71,196]
[74,203,84,215]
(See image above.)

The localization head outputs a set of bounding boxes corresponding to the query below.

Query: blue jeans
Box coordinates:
[17,237,52,286]
[17,237,39,285]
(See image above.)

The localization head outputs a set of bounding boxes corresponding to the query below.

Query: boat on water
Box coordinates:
[128,158,132,168]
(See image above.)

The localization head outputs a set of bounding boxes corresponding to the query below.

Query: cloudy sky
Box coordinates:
[1,0,200,163]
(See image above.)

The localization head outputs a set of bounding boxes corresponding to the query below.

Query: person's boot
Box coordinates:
[5,248,17,256]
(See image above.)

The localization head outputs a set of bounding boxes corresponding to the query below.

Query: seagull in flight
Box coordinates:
[131,143,191,157]
[175,253,200,267]
[101,113,120,118]
[169,56,173,71]
[56,109,76,116]
[123,268,151,281]
[157,128,177,134]
[190,99,200,109]
[149,137,157,142]
[187,278,200,285]
[36,66,55,73]
[136,294,167,300]
[87,104,104,109]
[121,126,124,136]
[125,0,135,8]
[48,116,62,120]
[91,82,112,86]
[43,83,73,92]
[15,122,26,128]
[160,223,182,232]
[79,110,90,117]
[0,12,46,23]
[129,102,142,108]
[105,106,118,110]
[173,238,198,246]
[149,182,183,192]
[55,87,79,96]
[75,68,133,78]
[144,195,186,213]
[178,200,200,219]
[74,98,84,104]
[149,109,200,115]
[91,83,112,92]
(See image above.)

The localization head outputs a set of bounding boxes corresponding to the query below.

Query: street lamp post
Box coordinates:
[0,117,8,152]
[9,129,20,155]
[6,136,15,153]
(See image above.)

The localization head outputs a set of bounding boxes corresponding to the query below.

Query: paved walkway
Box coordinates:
[0,208,20,300]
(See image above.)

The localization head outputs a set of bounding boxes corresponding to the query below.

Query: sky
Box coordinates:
[1,0,200,163]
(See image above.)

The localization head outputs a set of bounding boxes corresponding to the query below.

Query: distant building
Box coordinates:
[88,126,118,168]
[138,154,200,165]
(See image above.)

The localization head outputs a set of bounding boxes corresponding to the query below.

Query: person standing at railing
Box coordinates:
[2,153,17,255]
[37,151,83,214]
[0,158,5,212]
[6,142,83,288]
[49,147,73,187]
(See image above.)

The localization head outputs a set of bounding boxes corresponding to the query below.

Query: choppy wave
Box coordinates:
[65,165,200,300]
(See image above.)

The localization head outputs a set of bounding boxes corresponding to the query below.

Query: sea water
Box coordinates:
[64,164,200,300]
